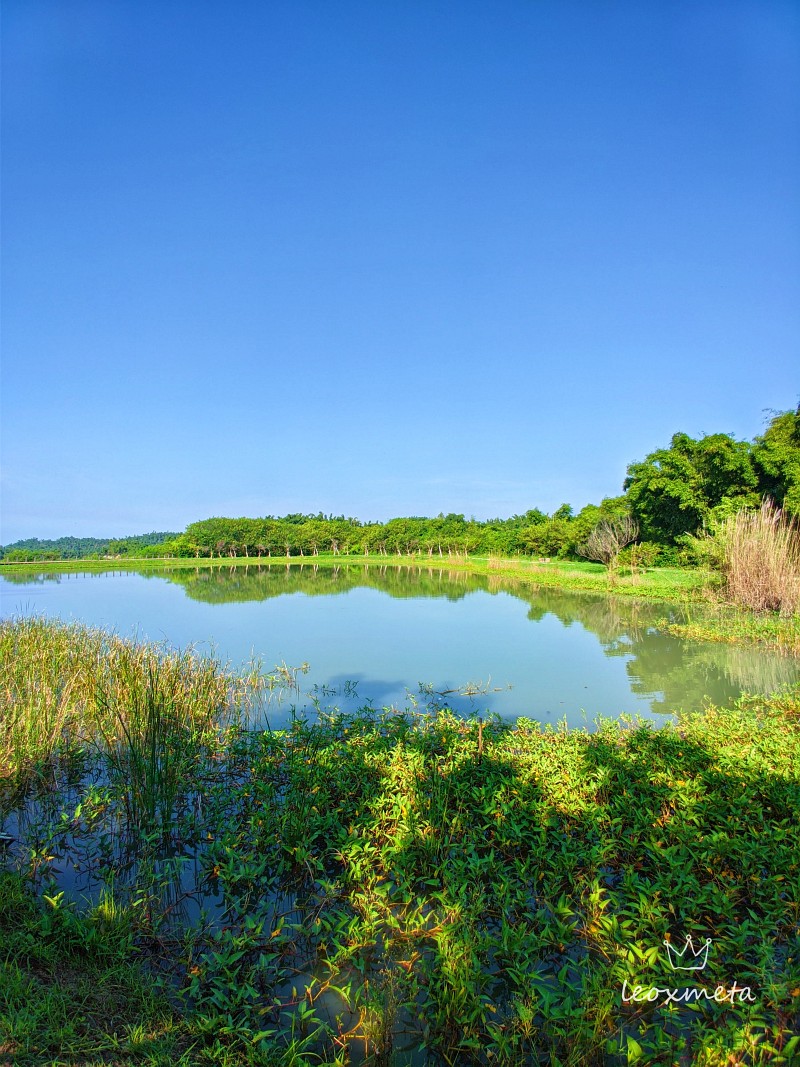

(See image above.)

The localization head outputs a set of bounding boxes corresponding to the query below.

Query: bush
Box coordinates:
[675,533,723,569]
[578,515,639,570]
[618,541,663,569]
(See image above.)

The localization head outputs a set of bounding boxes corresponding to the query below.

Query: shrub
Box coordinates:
[618,541,662,569]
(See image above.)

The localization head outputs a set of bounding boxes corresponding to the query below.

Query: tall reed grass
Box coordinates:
[97,657,213,833]
[718,500,800,615]
[0,616,256,789]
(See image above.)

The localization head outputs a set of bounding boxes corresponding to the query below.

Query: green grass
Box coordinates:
[662,607,800,656]
[1,619,798,1064]
[0,615,263,788]
[0,869,186,1065]
[0,869,300,1066]
[467,554,710,601]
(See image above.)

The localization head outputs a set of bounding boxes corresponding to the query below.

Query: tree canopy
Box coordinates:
[753,405,800,516]
[4,405,798,565]
[624,432,759,543]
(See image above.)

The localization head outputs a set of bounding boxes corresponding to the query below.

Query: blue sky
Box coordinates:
[2,0,798,542]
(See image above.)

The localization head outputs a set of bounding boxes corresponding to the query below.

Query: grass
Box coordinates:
[662,607,800,656]
[1,618,799,1064]
[0,869,187,1065]
[717,502,800,616]
[474,554,709,601]
[0,615,261,789]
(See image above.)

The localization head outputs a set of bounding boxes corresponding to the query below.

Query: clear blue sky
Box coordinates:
[2,0,798,542]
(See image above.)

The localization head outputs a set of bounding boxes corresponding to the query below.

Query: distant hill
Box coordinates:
[0,532,180,561]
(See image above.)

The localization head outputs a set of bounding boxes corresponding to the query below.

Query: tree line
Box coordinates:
[164,406,800,564]
[2,406,797,565]
[0,532,179,563]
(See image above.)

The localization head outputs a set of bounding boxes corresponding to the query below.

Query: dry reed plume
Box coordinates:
[719,500,800,615]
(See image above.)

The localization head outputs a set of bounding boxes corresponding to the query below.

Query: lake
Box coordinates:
[2,562,798,728]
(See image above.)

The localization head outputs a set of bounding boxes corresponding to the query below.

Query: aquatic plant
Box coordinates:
[1,619,798,1064]
[0,615,257,793]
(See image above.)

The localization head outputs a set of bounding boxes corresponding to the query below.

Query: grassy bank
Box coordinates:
[1,617,799,1065]
[0,551,709,602]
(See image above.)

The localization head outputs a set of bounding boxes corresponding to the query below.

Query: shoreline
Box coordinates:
[3,553,798,654]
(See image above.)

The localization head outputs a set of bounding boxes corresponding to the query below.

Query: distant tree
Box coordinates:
[571,497,629,543]
[164,536,198,558]
[0,532,178,561]
[521,518,573,558]
[2,548,60,562]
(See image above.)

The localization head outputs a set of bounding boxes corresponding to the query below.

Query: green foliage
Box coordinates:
[1,548,62,562]
[0,532,179,561]
[520,516,574,557]
[624,432,759,543]
[183,511,569,561]
[753,406,800,516]
[618,541,662,568]
[1,624,799,1064]
[663,605,800,654]
[0,870,181,1064]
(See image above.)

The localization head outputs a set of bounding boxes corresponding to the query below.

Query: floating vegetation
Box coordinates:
[0,617,798,1065]
[663,606,800,657]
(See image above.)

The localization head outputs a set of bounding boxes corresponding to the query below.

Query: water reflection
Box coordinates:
[161,560,485,603]
[509,583,776,714]
[3,563,798,724]
[156,563,800,716]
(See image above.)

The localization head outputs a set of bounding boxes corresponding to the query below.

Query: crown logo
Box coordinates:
[663,935,712,971]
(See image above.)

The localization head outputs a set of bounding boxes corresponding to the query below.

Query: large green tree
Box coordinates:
[752,406,800,516]
[623,432,758,543]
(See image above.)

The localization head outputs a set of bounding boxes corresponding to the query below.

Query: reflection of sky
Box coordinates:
[3,572,798,730]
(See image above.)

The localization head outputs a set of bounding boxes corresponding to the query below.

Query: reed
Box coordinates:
[1,616,92,784]
[718,500,800,615]
[0,616,251,790]
[97,658,202,833]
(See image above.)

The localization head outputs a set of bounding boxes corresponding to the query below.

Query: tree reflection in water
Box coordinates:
[154,563,800,717]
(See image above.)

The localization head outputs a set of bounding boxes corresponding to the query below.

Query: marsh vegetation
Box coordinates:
[1,617,798,1065]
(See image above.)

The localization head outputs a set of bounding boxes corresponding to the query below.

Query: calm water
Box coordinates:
[2,563,798,728]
